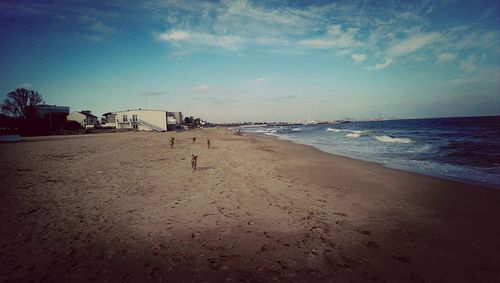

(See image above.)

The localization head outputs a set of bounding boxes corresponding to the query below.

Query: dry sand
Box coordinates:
[0,129,499,282]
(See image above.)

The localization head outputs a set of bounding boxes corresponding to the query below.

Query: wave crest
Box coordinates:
[346,130,368,138]
[375,135,413,144]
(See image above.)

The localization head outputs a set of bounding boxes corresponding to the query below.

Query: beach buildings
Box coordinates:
[102,109,183,131]
[35,104,70,119]
[167,111,184,130]
[172,112,183,126]
[67,111,99,128]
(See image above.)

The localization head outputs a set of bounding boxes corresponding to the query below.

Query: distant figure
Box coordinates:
[192,137,196,144]
[170,137,175,148]
[207,139,211,149]
[237,129,241,135]
[191,154,198,171]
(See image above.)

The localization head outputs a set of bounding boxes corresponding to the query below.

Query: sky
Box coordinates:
[0,0,499,123]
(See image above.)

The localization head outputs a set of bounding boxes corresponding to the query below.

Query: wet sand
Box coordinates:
[0,129,499,282]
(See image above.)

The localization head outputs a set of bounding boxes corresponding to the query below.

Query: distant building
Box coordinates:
[106,109,166,131]
[101,109,184,131]
[101,112,116,128]
[166,112,184,130]
[67,111,99,128]
[171,112,183,125]
[36,104,70,119]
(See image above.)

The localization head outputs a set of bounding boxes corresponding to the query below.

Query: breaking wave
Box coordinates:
[346,131,368,138]
[326,128,343,132]
[375,135,413,144]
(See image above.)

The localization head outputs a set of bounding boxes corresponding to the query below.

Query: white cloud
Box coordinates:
[298,25,358,49]
[460,55,478,72]
[450,69,500,84]
[387,32,439,57]
[78,15,115,42]
[194,85,209,92]
[157,30,191,41]
[89,22,114,34]
[156,30,244,51]
[148,0,499,77]
[351,54,367,63]
[365,58,394,71]
[448,28,500,51]
[250,76,270,86]
[437,52,457,63]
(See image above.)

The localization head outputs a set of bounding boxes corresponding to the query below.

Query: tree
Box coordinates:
[194,118,201,126]
[1,88,43,120]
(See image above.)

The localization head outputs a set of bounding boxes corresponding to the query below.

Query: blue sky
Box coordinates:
[1,0,499,122]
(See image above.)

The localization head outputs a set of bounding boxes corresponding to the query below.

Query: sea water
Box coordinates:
[242,116,500,188]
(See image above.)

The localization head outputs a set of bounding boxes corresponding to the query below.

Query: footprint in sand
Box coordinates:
[357,230,371,236]
[335,220,346,225]
[277,260,299,273]
[150,266,161,279]
[256,244,275,254]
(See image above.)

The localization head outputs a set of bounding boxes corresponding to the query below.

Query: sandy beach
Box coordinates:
[1,129,499,282]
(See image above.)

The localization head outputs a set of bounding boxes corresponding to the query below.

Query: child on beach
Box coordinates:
[207,139,211,149]
[192,137,196,144]
[170,137,175,148]
[191,154,198,171]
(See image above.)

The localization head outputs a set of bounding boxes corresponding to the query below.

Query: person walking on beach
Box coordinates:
[191,154,198,171]
[192,137,196,144]
[207,139,211,149]
[170,137,175,148]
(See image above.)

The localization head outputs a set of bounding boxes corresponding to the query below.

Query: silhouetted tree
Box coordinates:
[1,88,43,120]
[194,118,201,126]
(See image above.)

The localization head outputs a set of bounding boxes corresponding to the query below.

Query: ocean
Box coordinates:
[241,116,500,188]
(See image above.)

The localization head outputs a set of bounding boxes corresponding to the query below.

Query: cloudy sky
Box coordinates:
[1,0,499,122]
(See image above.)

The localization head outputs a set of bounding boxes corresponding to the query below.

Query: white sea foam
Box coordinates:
[326,128,342,132]
[407,144,433,153]
[291,128,301,132]
[346,130,368,138]
[251,129,268,133]
[346,132,362,138]
[375,135,413,144]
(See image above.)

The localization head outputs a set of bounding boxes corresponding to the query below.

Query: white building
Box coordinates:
[104,109,177,131]
[67,111,98,128]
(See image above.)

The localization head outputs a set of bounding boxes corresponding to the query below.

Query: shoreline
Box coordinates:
[244,131,499,190]
[1,129,500,282]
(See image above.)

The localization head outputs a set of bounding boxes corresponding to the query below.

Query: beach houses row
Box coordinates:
[67,111,99,128]
[102,109,183,131]
[36,105,183,132]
